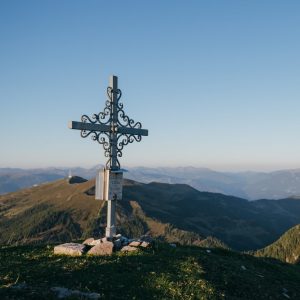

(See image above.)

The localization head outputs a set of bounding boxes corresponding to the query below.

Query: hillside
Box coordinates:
[0,178,224,249]
[1,178,300,251]
[254,224,300,264]
[124,181,300,250]
[1,243,300,299]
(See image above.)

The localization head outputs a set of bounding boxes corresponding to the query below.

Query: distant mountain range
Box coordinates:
[1,177,300,251]
[2,166,300,200]
[126,166,300,200]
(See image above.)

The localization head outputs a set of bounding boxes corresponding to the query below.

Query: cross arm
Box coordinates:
[68,121,110,132]
[118,127,148,136]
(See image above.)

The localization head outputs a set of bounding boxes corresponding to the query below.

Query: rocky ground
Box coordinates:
[53,234,152,257]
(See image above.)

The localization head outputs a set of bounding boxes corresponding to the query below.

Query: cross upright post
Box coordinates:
[106,76,118,237]
[68,75,148,239]
[110,75,118,171]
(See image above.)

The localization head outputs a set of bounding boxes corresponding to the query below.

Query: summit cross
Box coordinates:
[68,75,148,237]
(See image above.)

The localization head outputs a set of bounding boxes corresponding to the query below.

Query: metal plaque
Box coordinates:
[108,171,123,200]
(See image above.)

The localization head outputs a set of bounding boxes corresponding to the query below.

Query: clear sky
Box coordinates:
[1,1,300,171]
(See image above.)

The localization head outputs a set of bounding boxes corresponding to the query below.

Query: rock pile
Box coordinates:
[54,234,152,256]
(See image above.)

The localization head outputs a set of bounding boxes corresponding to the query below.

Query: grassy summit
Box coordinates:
[1,243,300,299]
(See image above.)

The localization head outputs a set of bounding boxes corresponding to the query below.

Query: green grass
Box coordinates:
[1,243,300,299]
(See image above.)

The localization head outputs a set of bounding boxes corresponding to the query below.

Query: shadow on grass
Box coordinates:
[195,247,300,300]
[1,244,300,300]
[0,244,207,299]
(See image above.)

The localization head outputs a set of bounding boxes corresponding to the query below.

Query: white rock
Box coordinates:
[82,238,95,246]
[54,243,86,256]
[121,245,138,252]
[51,287,101,299]
[129,241,141,247]
[90,239,101,246]
[88,241,114,256]
[140,241,150,248]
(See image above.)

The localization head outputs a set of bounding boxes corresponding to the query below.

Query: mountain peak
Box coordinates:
[68,176,88,184]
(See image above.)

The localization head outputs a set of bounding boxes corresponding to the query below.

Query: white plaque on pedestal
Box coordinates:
[95,169,105,200]
[95,169,123,201]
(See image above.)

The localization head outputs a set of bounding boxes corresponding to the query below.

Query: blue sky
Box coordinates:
[0,1,300,171]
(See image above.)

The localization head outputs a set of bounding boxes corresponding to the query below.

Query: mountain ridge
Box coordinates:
[1,177,300,251]
[2,166,300,200]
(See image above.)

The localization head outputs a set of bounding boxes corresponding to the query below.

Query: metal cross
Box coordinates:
[68,75,148,170]
[68,75,148,238]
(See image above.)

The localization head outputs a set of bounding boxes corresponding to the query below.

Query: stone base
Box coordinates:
[121,246,138,252]
[87,241,114,256]
[53,235,153,256]
[129,241,141,247]
[54,243,86,256]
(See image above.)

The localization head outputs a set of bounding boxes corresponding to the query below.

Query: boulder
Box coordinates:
[113,239,122,250]
[90,239,101,246]
[140,235,153,243]
[88,241,114,256]
[121,246,138,252]
[82,238,95,246]
[140,241,150,248]
[54,243,86,256]
[120,236,129,245]
[129,241,141,247]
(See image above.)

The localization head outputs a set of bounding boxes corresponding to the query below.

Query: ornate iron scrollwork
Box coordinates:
[79,86,146,169]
